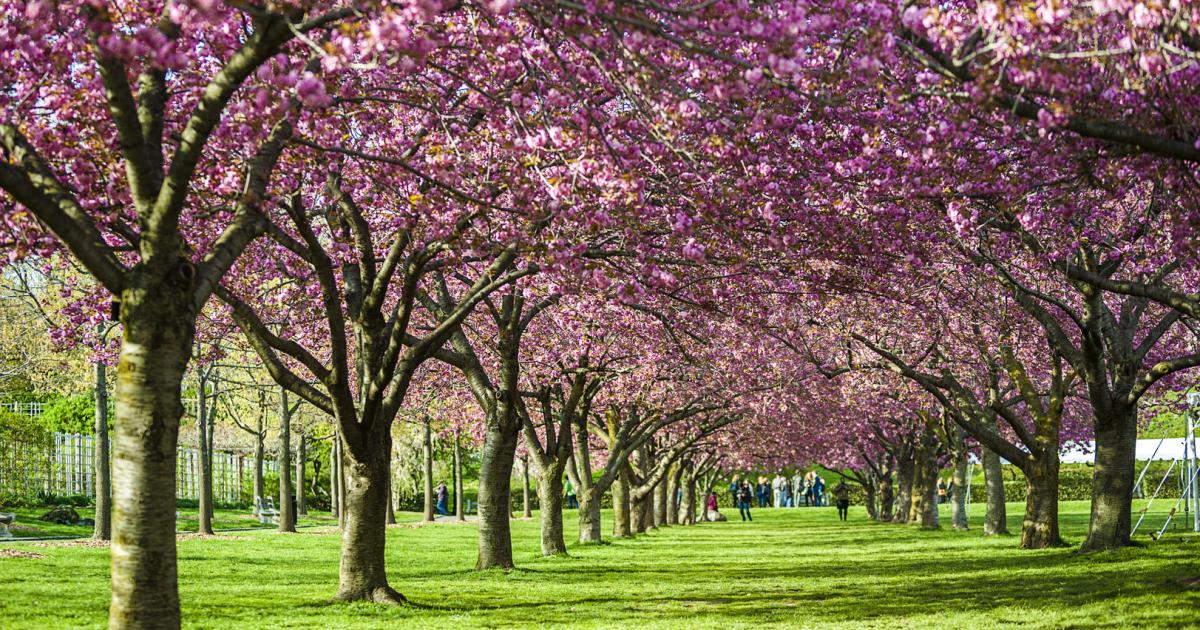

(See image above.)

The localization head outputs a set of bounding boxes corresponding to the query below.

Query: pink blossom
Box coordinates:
[296,74,332,109]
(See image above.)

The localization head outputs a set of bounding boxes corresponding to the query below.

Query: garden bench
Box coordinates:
[254,497,279,525]
[0,512,13,539]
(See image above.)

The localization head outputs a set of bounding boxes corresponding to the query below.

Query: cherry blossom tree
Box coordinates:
[0,3,372,623]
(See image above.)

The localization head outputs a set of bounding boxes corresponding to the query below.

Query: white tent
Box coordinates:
[1058,438,1190,464]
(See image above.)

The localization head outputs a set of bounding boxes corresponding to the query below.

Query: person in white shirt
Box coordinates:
[791,472,805,508]
[772,474,785,508]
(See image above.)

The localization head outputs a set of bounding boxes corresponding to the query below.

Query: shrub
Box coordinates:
[39,393,97,435]
[238,472,280,504]
[30,490,93,508]
[0,409,51,443]
[0,389,53,405]
[0,490,44,509]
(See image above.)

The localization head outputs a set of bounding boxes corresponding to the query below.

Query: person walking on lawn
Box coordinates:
[565,478,578,509]
[436,481,449,516]
[834,480,851,521]
[737,481,754,522]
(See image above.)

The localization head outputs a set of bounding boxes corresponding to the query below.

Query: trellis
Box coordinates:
[0,432,275,503]
[0,402,46,417]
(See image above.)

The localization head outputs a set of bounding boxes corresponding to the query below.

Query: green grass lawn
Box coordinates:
[2,500,1198,628]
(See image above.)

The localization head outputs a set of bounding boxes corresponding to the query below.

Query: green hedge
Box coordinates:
[825,461,1198,509]
[40,393,99,434]
[0,392,108,436]
[0,409,51,443]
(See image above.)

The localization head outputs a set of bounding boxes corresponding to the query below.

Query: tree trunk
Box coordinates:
[454,430,464,521]
[336,439,405,604]
[879,471,894,521]
[1020,454,1063,549]
[612,465,632,537]
[892,451,913,524]
[981,438,1008,535]
[93,360,111,541]
[522,456,532,519]
[337,434,347,528]
[666,464,683,525]
[206,394,214,501]
[253,422,265,509]
[632,490,653,532]
[196,371,214,535]
[950,430,969,531]
[536,466,567,556]
[578,489,602,543]
[909,440,938,529]
[863,481,879,521]
[630,493,647,532]
[654,477,668,527]
[296,433,307,517]
[476,420,518,569]
[329,430,340,521]
[385,473,396,526]
[1082,406,1137,551]
[680,466,696,525]
[686,474,698,525]
[108,281,195,629]
[277,390,295,533]
[422,418,434,522]
[310,458,322,502]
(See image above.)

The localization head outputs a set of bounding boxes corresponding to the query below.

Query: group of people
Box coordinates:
[936,478,957,504]
[729,472,828,510]
[443,472,853,522]
[723,472,853,522]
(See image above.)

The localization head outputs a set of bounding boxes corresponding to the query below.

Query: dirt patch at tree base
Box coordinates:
[298,526,341,535]
[32,539,109,549]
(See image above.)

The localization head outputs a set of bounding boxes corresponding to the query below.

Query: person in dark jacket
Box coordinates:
[833,480,851,521]
[737,481,754,521]
[436,481,449,516]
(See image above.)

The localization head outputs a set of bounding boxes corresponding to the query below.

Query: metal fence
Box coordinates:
[1,399,198,418]
[0,402,46,417]
[0,432,276,503]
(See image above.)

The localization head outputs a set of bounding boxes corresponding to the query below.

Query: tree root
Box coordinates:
[335,585,408,606]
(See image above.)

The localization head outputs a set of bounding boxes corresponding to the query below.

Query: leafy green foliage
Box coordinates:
[0,408,49,443]
[0,388,54,404]
[38,393,97,434]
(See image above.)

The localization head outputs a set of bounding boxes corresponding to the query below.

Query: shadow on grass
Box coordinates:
[471,570,1183,624]
[323,541,1195,624]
